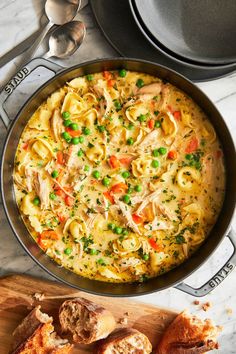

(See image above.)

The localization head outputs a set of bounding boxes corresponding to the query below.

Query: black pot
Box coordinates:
[1,58,236,297]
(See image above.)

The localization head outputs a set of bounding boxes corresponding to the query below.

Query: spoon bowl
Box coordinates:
[45,0,81,25]
[45,21,86,59]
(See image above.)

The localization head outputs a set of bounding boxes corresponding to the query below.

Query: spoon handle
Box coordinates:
[16,21,52,68]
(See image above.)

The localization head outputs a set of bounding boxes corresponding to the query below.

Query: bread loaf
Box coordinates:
[156,310,219,353]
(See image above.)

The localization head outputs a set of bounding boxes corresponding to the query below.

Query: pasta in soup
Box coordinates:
[14,70,225,283]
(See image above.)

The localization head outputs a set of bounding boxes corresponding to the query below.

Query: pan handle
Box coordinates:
[0,58,63,128]
[175,229,236,297]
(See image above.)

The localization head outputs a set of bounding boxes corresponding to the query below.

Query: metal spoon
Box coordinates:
[43,21,86,59]
[17,0,81,67]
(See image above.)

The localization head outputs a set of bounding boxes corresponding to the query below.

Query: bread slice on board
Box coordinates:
[97,327,152,354]
[9,306,73,354]
[59,297,116,344]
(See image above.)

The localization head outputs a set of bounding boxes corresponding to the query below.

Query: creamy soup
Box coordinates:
[14,70,225,283]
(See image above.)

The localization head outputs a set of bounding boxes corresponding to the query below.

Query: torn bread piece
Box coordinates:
[10,306,73,354]
[155,310,219,354]
[97,327,152,354]
[59,297,116,344]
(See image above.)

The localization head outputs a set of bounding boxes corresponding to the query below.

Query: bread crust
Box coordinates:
[9,306,73,354]
[97,327,152,354]
[155,310,219,354]
[59,297,116,344]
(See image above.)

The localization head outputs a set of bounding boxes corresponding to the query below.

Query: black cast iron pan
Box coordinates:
[133,0,236,65]
[1,57,236,297]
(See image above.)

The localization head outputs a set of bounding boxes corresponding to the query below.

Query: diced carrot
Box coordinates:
[22,142,29,150]
[167,150,177,160]
[65,195,74,206]
[216,149,222,158]
[148,238,162,251]
[185,137,199,153]
[103,191,115,204]
[65,127,81,137]
[54,188,64,197]
[56,169,63,184]
[109,155,120,168]
[107,79,116,87]
[57,151,64,165]
[148,119,155,129]
[173,111,181,120]
[110,182,128,194]
[40,230,59,240]
[58,214,66,223]
[132,214,143,224]
[119,157,133,166]
[103,70,112,80]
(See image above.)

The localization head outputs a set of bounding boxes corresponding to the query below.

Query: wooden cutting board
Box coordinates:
[0,274,177,353]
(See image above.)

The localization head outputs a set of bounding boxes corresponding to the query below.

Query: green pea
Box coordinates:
[123,194,130,204]
[134,185,142,192]
[86,74,93,81]
[138,114,147,122]
[71,137,80,145]
[51,170,59,178]
[143,254,150,261]
[154,120,161,128]
[122,229,129,236]
[32,197,40,206]
[63,119,72,127]
[195,161,201,170]
[119,69,127,77]
[49,192,56,200]
[62,131,71,141]
[108,223,116,231]
[152,149,159,157]
[97,125,105,132]
[127,137,134,145]
[151,160,159,168]
[84,165,90,172]
[127,123,134,130]
[69,122,79,131]
[102,177,111,187]
[62,111,70,119]
[122,171,130,179]
[77,149,84,156]
[90,248,99,255]
[136,78,144,88]
[114,226,123,234]
[158,147,167,155]
[92,170,100,179]
[97,258,106,265]
[83,127,91,135]
[78,136,84,143]
[185,153,193,160]
[64,247,72,255]
[114,100,122,110]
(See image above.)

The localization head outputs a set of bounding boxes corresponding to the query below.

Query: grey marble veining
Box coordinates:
[0,1,236,352]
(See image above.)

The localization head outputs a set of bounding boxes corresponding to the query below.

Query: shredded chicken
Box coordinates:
[144,217,171,231]
[115,257,142,272]
[136,189,161,215]
[51,109,63,143]
[34,172,51,209]
[92,79,113,118]
[114,197,141,235]
[137,129,161,151]
[135,81,162,96]
[24,165,36,192]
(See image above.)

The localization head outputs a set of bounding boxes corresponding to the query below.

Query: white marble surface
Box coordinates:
[0,1,236,352]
